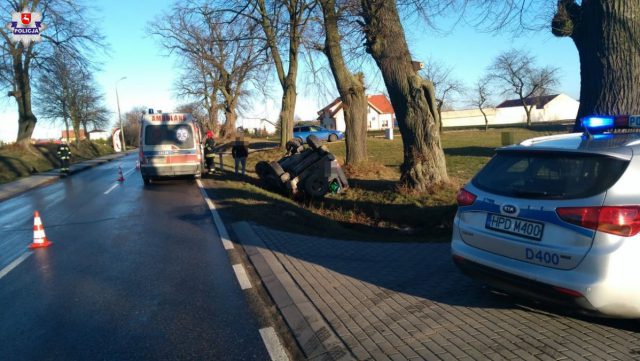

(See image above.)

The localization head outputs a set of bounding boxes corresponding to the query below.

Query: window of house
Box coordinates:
[382,120,389,127]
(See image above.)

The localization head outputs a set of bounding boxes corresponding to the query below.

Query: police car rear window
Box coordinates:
[144,124,194,149]
[472,151,629,199]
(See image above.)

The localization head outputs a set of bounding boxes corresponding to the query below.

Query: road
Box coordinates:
[0,154,269,360]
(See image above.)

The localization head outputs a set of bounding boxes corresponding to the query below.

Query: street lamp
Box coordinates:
[116,76,127,152]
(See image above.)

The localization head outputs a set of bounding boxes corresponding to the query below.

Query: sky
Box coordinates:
[0,1,580,142]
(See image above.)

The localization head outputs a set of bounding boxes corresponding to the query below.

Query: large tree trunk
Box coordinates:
[320,0,368,165]
[279,82,296,148]
[221,107,237,138]
[12,52,37,146]
[553,1,640,130]
[360,0,449,191]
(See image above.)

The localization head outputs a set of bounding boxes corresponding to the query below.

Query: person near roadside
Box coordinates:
[231,136,249,175]
[203,130,216,174]
[57,141,72,174]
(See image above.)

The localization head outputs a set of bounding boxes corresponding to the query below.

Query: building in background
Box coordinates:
[88,130,110,141]
[318,94,396,131]
[61,129,87,142]
[442,93,579,128]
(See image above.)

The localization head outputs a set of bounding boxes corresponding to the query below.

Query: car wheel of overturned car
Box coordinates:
[306,135,322,150]
[328,133,338,142]
[304,173,329,198]
[255,161,271,178]
[286,139,302,154]
[269,161,285,176]
[295,137,304,145]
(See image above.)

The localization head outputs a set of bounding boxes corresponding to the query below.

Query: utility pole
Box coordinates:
[116,76,127,152]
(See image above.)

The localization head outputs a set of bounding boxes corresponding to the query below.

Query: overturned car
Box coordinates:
[255,135,349,198]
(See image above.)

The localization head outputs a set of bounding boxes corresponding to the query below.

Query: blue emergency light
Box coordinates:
[582,115,615,131]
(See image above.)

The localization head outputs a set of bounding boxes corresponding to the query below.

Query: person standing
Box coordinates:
[57,142,72,174]
[231,136,249,175]
[203,130,216,174]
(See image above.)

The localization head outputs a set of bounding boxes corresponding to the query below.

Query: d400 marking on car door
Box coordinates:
[525,248,560,265]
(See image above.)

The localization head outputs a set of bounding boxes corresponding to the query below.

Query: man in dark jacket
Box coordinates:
[203,130,216,174]
[57,142,72,174]
[231,136,249,175]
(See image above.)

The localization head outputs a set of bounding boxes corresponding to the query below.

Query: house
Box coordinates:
[441,93,579,128]
[318,94,396,131]
[88,129,110,141]
[61,129,86,141]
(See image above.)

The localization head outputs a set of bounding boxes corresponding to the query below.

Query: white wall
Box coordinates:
[442,94,579,128]
[89,131,110,141]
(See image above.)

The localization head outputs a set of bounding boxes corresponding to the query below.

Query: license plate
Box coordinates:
[485,213,544,241]
[149,157,166,164]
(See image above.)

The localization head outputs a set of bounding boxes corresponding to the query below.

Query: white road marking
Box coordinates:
[104,167,137,195]
[196,179,234,250]
[104,183,119,195]
[232,264,252,290]
[259,327,290,361]
[0,252,32,280]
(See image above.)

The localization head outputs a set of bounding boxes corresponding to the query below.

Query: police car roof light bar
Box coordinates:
[582,115,615,139]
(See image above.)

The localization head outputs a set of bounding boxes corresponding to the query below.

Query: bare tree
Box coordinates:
[316,0,368,165]
[219,0,317,148]
[0,0,106,145]
[360,0,449,191]
[123,106,146,146]
[151,3,266,139]
[422,59,465,132]
[35,49,110,145]
[488,49,558,128]
[476,1,639,130]
[174,55,221,133]
[469,76,493,131]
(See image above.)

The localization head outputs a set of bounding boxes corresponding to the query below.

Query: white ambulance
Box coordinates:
[138,111,203,184]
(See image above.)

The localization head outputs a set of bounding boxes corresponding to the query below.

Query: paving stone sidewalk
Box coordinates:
[237,222,640,361]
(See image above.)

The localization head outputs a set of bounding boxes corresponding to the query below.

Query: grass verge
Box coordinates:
[206,126,566,242]
[0,140,115,184]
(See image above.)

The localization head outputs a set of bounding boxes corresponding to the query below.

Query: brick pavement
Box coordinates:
[243,223,640,361]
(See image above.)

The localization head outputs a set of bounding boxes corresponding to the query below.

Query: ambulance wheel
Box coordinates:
[143,176,150,185]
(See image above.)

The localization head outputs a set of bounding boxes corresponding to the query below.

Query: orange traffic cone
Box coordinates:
[29,211,52,249]
[117,166,125,182]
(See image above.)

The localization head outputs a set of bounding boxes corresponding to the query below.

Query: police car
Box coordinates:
[451,115,640,318]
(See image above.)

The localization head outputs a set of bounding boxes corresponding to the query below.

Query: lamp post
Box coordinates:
[116,76,127,152]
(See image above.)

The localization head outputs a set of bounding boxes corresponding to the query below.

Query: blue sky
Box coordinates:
[0,1,580,142]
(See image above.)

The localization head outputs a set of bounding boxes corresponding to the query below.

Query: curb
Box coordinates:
[0,151,133,202]
[232,222,354,361]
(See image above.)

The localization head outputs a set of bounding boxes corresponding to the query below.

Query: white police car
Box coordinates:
[451,115,640,318]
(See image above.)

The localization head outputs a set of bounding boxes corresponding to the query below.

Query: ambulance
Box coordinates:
[139,111,203,184]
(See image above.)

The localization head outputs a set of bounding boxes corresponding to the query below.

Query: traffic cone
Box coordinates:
[135,161,140,171]
[117,166,125,182]
[30,211,52,249]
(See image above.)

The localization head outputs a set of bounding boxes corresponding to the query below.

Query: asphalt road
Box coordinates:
[0,154,269,360]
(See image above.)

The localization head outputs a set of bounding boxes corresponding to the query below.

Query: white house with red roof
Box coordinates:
[317,94,396,131]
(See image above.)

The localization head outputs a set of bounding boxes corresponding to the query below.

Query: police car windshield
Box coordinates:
[144,124,194,149]
[472,151,629,200]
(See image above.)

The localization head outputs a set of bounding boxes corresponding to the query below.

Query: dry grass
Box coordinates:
[0,140,114,184]
[202,125,568,242]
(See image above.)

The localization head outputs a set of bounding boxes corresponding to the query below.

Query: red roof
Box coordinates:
[367,94,394,114]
